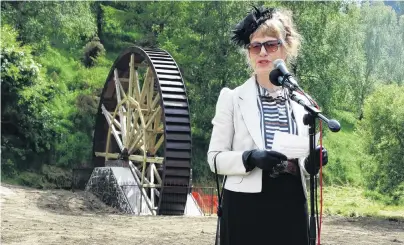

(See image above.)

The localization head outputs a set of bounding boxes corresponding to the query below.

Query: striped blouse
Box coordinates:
[256,82,298,150]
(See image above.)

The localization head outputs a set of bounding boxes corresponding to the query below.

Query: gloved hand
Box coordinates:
[242,150,287,172]
[304,146,328,175]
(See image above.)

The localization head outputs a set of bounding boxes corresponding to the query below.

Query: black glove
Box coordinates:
[304,146,328,175]
[242,150,287,172]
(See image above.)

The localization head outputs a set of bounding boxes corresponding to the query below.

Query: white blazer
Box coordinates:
[207,76,311,199]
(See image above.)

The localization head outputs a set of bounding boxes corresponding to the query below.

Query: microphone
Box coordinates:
[269,68,300,91]
[269,59,301,91]
[271,60,342,133]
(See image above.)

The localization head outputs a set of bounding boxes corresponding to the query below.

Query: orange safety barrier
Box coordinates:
[192,191,218,215]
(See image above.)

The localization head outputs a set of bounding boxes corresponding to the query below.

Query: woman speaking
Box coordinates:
[207,6,328,245]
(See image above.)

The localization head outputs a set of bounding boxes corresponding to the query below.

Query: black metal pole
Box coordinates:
[304,113,317,245]
[290,93,340,245]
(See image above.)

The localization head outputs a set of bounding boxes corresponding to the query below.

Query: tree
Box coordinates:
[357,84,404,204]
[1,25,56,174]
[1,1,96,49]
[153,2,253,182]
[353,2,400,119]
[280,1,345,114]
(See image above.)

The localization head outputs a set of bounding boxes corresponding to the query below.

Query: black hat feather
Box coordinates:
[231,6,277,47]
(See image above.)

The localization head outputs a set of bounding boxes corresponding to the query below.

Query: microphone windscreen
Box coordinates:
[269,69,283,86]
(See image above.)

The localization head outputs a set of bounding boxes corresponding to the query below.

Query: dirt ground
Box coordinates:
[1,184,403,245]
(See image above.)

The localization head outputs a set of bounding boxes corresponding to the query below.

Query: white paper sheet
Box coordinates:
[270,131,320,159]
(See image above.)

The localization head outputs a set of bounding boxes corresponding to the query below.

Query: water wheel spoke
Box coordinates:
[128,160,155,215]
[152,163,163,184]
[150,94,160,112]
[101,105,122,131]
[128,129,144,153]
[130,54,141,101]
[153,135,165,155]
[145,106,161,130]
[139,67,153,106]
[101,105,124,152]
[114,69,127,144]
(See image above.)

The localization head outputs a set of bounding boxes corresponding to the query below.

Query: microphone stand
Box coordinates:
[288,90,341,245]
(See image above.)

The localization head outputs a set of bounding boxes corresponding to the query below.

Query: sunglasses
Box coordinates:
[246,40,283,54]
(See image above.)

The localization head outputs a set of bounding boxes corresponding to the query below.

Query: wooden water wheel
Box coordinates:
[92,46,192,215]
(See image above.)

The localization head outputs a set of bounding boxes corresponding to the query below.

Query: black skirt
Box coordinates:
[220,171,309,245]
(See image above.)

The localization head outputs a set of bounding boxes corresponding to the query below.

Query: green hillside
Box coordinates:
[1,2,403,215]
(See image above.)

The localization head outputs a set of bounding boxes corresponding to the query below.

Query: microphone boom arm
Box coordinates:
[289,93,341,133]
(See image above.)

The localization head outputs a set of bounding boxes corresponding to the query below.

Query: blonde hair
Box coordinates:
[244,8,302,67]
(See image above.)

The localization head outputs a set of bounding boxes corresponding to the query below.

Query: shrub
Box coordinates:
[357,84,404,204]
[82,36,105,67]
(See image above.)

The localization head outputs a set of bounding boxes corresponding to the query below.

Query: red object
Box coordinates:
[318,117,323,245]
[192,191,218,214]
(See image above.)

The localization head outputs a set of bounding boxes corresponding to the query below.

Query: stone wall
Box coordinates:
[85,167,133,214]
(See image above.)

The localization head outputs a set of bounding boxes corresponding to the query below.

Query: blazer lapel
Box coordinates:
[238,77,264,149]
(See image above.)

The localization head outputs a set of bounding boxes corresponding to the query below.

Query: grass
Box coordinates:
[322,185,404,220]
[38,47,113,90]
[308,110,404,220]
[2,172,46,189]
[321,110,370,186]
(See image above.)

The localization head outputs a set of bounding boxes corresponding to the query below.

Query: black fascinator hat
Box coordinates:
[231,6,277,47]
